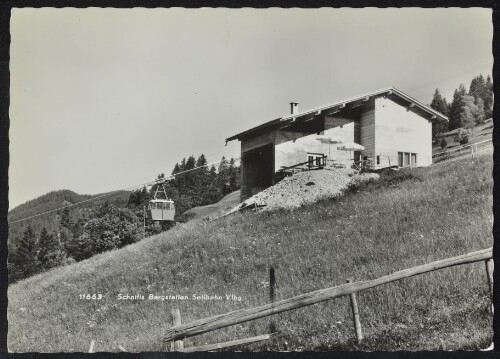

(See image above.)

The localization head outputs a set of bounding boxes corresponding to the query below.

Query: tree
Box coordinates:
[469,74,489,123]
[179,158,186,172]
[127,186,150,209]
[217,156,230,195]
[459,95,482,129]
[429,88,450,137]
[193,154,210,206]
[228,158,240,192]
[454,128,470,145]
[172,163,181,175]
[67,202,142,261]
[9,226,40,282]
[185,155,196,170]
[448,84,468,130]
[474,98,486,125]
[37,227,65,270]
[484,75,493,118]
[59,207,73,229]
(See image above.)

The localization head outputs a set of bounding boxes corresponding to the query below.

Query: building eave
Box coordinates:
[225,86,448,143]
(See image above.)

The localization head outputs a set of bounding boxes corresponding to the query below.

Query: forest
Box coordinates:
[8,155,240,284]
[429,73,493,140]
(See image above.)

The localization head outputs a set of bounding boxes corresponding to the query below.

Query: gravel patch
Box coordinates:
[227,168,379,213]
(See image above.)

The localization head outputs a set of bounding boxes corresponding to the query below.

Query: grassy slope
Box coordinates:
[432,120,492,154]
[8,149,493,352]
[183,190,240,221]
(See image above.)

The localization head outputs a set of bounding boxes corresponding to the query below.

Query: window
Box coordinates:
[376,156,380,165]
[411,153,417,166]
[398,152,417,167]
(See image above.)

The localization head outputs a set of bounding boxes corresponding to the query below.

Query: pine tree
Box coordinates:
[484,75,493,119]
[469,74,493,120]
[181,155,197,197]
[217,156,230,195]
[196,154,207,168]
[185,155,196,170]
[474,98,486,125]
[429,88,450,137]
[209,165,217,181]
[448,84,468,130]
[37,227,65,270]
[172,163,181,175]
[228,158,240,192]
[194,154,210,206]
[59,207,73,229]
[10,226,40,281]
[178,158,187,174]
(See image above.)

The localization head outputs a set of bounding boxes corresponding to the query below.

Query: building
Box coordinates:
[225,86,448,201]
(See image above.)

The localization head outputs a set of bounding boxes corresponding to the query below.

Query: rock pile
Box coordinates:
[227,168,379,213]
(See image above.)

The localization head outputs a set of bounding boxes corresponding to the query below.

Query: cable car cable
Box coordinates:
[9,155,240,224]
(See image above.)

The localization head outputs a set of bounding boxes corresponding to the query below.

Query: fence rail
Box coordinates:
[432,138,492,159]
[164,247,492,342]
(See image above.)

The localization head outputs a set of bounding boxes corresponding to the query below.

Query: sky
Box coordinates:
[9,7,493,210]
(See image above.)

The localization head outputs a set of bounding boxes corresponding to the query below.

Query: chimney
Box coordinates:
[290,102,299,115]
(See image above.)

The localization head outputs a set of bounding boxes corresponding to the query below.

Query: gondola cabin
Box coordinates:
[147,199,175,222]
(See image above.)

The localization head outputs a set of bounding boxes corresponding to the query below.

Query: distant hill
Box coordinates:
[8,189,131,246]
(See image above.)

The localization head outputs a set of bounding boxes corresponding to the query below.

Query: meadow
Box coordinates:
[7,145,493,352]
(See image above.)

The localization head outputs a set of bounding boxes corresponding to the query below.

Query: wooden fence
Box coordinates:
[432,138,492,162]
[164,247,492,350]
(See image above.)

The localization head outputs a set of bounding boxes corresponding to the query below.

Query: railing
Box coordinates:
[278,155,328,174]
[163,247,492,350]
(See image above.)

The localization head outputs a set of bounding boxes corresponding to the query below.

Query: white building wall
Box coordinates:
[374,97,433,168]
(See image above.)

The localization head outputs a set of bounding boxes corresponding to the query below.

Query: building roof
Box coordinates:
[226,86,448,142]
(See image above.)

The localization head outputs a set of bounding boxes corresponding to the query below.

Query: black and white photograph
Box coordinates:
[6,7,494,352]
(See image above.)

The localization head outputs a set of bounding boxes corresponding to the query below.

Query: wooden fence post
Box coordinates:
[485,259,494,300]
[88,340,95,353]
[269,266,277,333]
[346,279,363,343]
[171,308,184,351]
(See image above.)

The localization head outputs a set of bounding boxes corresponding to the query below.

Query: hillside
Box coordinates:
[7,148,493,352]
[183,190,241,221]
[432,119,492,154]
[8,189,131,245]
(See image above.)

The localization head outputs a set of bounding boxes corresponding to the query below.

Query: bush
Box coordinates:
[346,168,424,194]
[454,128,469,145]
[440,138,448,149]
